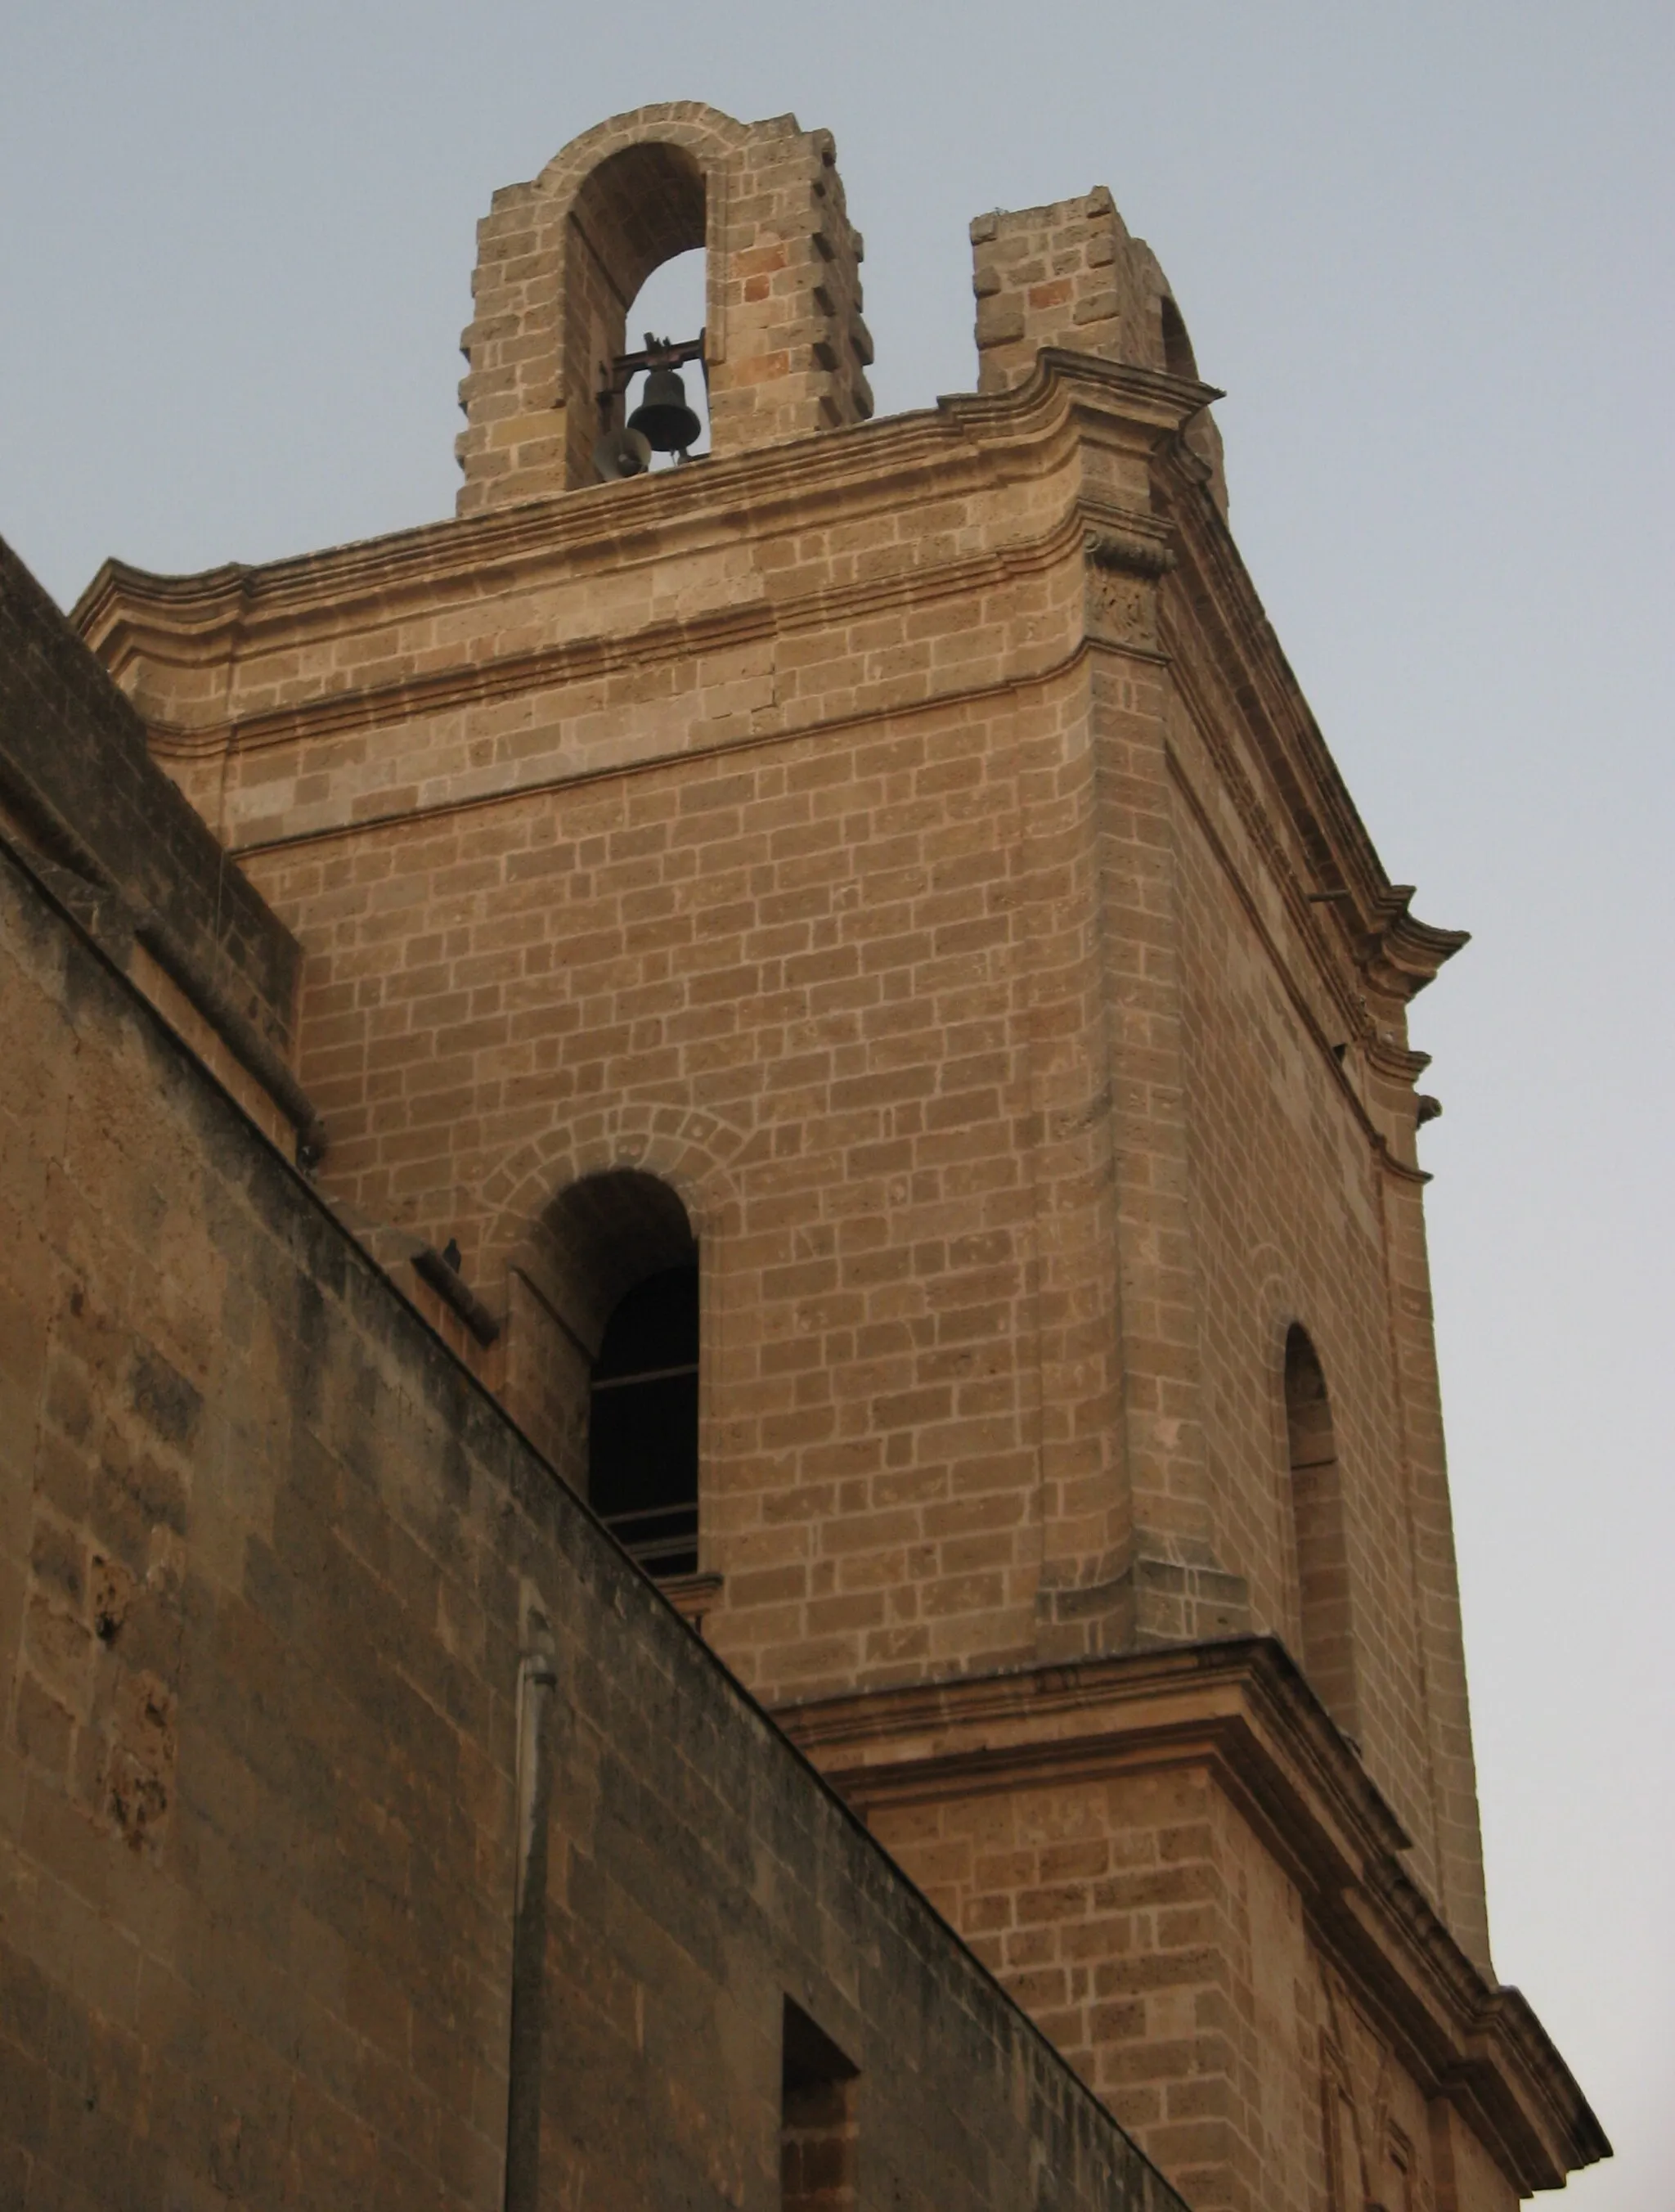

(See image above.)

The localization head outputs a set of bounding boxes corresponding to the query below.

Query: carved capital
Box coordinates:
[1081,524,1175,578]
[1082,526,1173,650]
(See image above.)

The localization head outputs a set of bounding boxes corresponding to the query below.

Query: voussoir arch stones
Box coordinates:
[481,1100,758,1268]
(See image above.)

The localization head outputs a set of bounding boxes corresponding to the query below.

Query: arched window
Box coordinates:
[1160,293,1200,380]
[543,1169,699,1580]
[1283,1325,1361,1738]
[564,146,714,484]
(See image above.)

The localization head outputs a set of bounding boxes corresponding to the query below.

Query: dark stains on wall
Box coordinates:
[0,782,1185,2208]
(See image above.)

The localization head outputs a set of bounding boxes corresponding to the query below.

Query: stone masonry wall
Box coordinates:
[68,325,1524,2207]
[1137,507,1489,1968]
[76,384,1474,1953]
[1172,785,1439,1871]
[0,538,300,1054]
[868,1766,1513,2212]
[208,546,1466,1953]
[0,813,1188,2211]
[260,675,1075,1697]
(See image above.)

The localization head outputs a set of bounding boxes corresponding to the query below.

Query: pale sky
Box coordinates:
[2,4,1669,2202]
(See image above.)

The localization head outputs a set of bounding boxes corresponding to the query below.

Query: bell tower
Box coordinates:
[455,101,873,510]
[76,106,1605,2212]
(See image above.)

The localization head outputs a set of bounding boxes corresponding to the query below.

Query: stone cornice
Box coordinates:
[68,354,1204,737]
[72,353,1196,668]
[74,355,1459,1046]
[1151,440,1467,1007]
[773,1638,1607,2195]
[89,516,1093,767]
[1363,1036,1433,1084]
[1359,885,1471,998]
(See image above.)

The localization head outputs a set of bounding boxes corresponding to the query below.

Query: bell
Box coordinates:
[627,365,702,456]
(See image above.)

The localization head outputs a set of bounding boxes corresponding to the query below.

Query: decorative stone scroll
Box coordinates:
[1082,524,1174,650]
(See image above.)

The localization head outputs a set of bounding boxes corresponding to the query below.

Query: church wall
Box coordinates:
[0,830,1186,2212]
[74,435,1104,1715]
[1139,614,1489,1966]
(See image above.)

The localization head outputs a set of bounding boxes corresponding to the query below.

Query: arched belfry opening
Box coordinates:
[1159,294,1199,380]
[456,104,874,515]
[567,139,711,487]
[1283,1325,1362,1740]
[544,1170,700,1580]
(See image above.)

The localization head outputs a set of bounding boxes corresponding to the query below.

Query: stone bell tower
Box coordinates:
[77,102,1604,2212]
[456,103,873,509]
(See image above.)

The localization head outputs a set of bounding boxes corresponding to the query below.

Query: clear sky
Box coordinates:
[2,3,1670,2201]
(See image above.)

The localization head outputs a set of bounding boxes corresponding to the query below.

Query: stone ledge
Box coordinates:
[1,536,302,1053]
[773,1635,1610,2196]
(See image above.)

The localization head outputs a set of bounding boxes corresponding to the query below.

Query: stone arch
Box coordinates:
[456,102,873,513]
[538,107,746,492]
[544,1166,697,1338]
[482,1099,751,1269]
[1159,292,1199,380]
[1282,1322,1363,1742]
[482,1104,752,1571]
[533,100,752,200]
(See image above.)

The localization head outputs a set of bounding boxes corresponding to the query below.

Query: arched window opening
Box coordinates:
[542,1168,700,1580]
[1160,294,1199,380]
[590,1266,699,1575]
[622,248,711,469]
[566,140,710,487]
[1283,1325,1361,1740]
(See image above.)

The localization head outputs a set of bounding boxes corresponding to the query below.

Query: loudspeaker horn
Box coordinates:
[592,425,653,483]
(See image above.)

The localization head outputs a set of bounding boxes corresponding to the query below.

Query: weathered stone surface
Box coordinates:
[0,766,1185,2209]
[0,537,300,1053]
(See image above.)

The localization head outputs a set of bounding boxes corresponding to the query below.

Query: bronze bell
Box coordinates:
[627,365,702,456]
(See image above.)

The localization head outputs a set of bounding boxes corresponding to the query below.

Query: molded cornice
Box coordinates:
[85,519,1093,767]
[1152,434,1466,1005]
[74,352,1458,1039]
[69,353,1202,700]
[774,1638,1608,2196]
[1360,884,1471,997]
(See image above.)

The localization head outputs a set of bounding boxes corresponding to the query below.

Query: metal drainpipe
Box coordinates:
[504,1642,558,2212]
